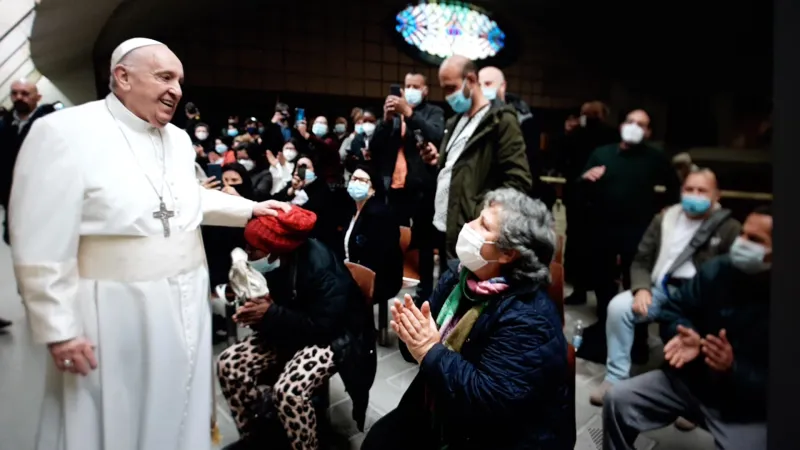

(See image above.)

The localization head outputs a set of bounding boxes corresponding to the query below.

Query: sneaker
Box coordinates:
[590,381,613,406]
[674,416,697,431]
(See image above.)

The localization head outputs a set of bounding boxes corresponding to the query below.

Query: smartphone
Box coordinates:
[413,129,426,149]
[295,108,306,123]
[206,164,223,183]
[390,84,402,97]
[296,166,307,181]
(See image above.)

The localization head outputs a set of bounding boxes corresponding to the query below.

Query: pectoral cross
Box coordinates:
[153,201,175,237]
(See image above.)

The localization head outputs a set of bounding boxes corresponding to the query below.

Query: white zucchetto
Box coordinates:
[109,38,165,71]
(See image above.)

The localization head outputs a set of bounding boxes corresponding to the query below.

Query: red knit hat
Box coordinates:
[244,206,317,255]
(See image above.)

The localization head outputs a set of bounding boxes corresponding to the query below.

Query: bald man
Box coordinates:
[419,55,531,261]
[478,65,544,180]
[575,109,681,364]
[0,79,54,314]
[9,38,289,450]
[591,168,741,408]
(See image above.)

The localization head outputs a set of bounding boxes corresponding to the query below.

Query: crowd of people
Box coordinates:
[0,36,770,450]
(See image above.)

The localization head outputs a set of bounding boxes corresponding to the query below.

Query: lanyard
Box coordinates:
[445,104,490,155]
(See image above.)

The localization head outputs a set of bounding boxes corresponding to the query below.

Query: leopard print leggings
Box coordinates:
[217,333,336,450]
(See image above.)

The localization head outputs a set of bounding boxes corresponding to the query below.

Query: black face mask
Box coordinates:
[13,100,31,115]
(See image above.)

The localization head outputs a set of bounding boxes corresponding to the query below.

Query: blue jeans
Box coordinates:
[605,285,672,383]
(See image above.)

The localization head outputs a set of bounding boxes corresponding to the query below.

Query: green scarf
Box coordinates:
[436,270,489,353]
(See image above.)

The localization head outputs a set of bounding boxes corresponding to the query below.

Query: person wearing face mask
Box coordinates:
[347,110,379,173]
[419,55,532,267]
[295,116,342,185]
[363,188,572,450]
[217,206,377,449]
[590,169,740,415]
[333,116,349,143]
[274,156,337,249]
[339,111,364,170]
[340,165,403,344]
[266,138,300,196]
[604,205,771,450]
[576,109,681,365]
[554,101,619,307]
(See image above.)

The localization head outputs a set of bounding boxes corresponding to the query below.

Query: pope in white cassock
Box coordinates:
[9,38,291,450]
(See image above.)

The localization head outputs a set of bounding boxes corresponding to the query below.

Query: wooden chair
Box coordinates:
[345,262,375,304]
[554,234,565,265]
[400,226,420,287]
[549,258,576,444]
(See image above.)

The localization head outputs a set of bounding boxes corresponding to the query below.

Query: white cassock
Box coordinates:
[9,93,255,450]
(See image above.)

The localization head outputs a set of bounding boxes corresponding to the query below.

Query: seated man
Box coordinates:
[362,188,573,450]
[591,168,740,406]
[603,206,771,450]
[217,206,377,450]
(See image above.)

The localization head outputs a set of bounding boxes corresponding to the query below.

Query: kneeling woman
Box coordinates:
[363,188,573,450]
[217,206,377,449]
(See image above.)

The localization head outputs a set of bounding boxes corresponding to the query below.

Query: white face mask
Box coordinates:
[361,122,376,136]
[620,123,645,144]
[579,115,587,127]
[195,131,208,141]
[455,224,497,273]
[238,159,255,171]
[283,149,298,161]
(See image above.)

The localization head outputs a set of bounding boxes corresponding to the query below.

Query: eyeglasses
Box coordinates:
[350,176,371,184]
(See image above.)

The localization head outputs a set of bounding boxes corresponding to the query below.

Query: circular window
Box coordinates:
[395,2,507,63]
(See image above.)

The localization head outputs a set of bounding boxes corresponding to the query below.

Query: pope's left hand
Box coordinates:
[233,297,272,326]
[391,294,441,364]
[252,200,291,217]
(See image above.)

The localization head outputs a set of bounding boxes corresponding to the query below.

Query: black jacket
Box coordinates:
[397,262,574,450]
[370,101,445,192]
[340,197,403,303]
[258,239,377,430]
[658,255,769,422]
[0,105,56,207]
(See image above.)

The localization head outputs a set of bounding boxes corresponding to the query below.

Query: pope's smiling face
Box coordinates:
[114,45,184,128]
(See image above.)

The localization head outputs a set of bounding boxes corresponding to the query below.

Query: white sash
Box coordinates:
[78,230,206,282]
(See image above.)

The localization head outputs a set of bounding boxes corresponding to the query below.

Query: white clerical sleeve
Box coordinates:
[200,187,255,227]
[9,119,83,344]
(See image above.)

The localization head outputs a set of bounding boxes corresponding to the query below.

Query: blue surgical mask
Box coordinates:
[251,255,281,273]
[258,127,265,134]
[227,128,239,137]
[304,169,317,183]
[446,80,473,114]
[355,124,364,134]
[312,123,328,137]
[347,180,371,201]
[681,194,712,216]
[404,88,423,107]
[482,86,498,101]
[215,144,227,153]
[334,124,347,134]
[730,236,771,274]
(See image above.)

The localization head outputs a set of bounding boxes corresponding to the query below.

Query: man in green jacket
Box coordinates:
[420,55,532,260]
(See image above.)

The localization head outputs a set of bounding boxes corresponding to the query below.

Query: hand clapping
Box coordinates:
[701,329,734,372]
[390,294,441,364]
[663,325,701,369]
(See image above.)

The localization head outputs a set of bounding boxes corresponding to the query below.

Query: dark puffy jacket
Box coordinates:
[398,262,574,450]
[258,239,377,430]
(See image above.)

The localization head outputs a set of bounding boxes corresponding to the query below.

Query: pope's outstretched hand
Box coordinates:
[252,200,292,217]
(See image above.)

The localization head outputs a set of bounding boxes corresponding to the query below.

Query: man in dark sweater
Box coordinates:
[576,109,681,362]
[603,206,771,450]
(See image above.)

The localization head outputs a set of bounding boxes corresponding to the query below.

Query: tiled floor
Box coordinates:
[0,204,715,449]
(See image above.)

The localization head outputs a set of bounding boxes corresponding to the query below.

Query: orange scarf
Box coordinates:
[390,119,408,189]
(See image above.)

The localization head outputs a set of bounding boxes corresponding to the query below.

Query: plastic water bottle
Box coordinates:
[572,320,584,350]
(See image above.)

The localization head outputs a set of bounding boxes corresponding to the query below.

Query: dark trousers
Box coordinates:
[362,405,437,450]
[604,370,766,450]
[563,185,588,289]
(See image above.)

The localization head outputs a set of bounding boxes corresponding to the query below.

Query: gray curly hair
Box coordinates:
[483,188,556,284]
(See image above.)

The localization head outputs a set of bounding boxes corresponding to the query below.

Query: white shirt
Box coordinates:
[432,106,491,232]
[343,215,357,262]
[656,212,704,284]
